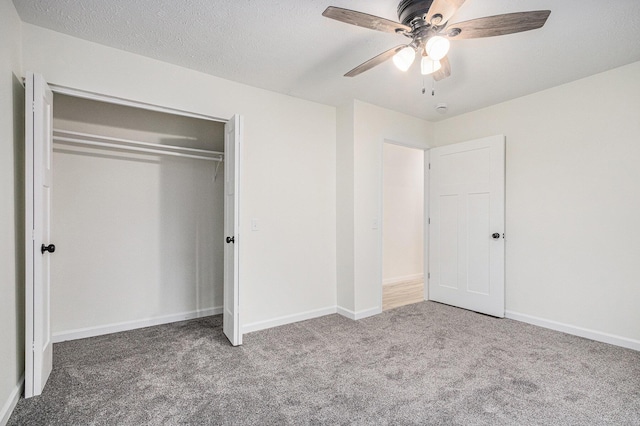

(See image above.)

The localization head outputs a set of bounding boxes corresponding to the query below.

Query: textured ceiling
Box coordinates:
[12,0,640,121]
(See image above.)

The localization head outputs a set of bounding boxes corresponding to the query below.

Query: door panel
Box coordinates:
[429,135,505,317]
[223,115,242,346]
[438,195,459,289]
[467,192,491,295]
[25,72,54,397]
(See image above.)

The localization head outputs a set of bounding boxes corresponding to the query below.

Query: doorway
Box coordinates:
[381,142,426,311]
[25,73,243,398]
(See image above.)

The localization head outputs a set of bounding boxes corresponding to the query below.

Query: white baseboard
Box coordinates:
[382,273,424,286]
[52,307,223,343]
[336,306,356,320]
[0,375,24,426]
[336,306,382,320]
[505,310,640,352]
[242,306,337,334]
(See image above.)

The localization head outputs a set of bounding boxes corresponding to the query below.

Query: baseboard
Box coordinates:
[382,273,424,286]
[242,306,337,334]
[336,306,382,320]
[0,375,24,426]
[52,307,223,343]
[505,310,640,352]
[336,306,356,320]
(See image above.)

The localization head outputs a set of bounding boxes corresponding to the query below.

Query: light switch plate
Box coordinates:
[251,219,259,231]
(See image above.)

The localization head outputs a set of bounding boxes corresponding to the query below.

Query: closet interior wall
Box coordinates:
[51,94,225,339]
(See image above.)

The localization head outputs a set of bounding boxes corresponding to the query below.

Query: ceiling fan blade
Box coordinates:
[425,0,467,26]
[444,10,551,40]
[323,6,411,34]
[345,45,407,77]
[433,56,451,81]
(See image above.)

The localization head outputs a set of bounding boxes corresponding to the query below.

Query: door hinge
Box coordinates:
[428,272,430,279]
[428,217,431,224]
[32,229,35,240]
[32,101,36,113]
[428,163,431,170]
[32,342,35,352]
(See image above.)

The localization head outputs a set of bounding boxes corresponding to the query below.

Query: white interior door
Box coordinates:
[428,135,505,317]
[25,72,54,397]
[223,114,242,346]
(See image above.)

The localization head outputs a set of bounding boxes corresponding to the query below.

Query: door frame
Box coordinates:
[378,138,431,312]
[25,78,244,397]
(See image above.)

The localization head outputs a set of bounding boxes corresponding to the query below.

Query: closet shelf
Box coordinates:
[52,129,224,162]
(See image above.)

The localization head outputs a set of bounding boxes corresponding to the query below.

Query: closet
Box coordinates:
[50,94,226,340]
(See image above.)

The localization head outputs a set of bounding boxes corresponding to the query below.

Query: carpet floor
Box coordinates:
[8,301,640,425]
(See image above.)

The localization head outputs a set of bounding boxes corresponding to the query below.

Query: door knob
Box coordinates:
[226,236,235,244]
[492,233,500,239]
[41,244,56,254]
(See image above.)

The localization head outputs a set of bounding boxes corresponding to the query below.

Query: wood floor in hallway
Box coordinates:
[382,278,424,311]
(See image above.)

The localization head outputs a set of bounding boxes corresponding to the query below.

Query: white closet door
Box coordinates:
[223,114,242,346]
[428,135,505,317]
[25,72,54,397]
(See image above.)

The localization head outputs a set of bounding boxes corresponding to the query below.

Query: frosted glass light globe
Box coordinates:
[392,47,416,72]
[426,36,450,61]
[421,57,442,75]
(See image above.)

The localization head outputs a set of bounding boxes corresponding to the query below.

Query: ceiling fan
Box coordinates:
[322,0,551,81]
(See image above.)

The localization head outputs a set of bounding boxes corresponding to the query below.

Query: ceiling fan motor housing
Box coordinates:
[397,0,434,25]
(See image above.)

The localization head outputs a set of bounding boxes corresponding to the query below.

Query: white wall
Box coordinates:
[434,61,640,343]
[383,143,424,284]
[0,0,24,423]
[51,96,225,336]
[21,24,337,332]
[336,103,355,311]
[345,101,432,316]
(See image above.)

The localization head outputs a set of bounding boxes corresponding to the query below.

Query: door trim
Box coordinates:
[47,83,227,123]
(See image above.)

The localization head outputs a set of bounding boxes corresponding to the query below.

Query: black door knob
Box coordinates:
[226,236,235,244]
[41,244,56,254]
[492,233,500,239]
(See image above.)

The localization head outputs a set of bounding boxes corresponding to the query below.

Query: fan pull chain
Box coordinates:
[422,77,437,96]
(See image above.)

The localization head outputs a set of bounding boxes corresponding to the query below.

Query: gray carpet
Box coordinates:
[8,301,640,425]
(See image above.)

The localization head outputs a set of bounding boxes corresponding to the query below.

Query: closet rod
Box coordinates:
[53,136,223,162]
[53,129,224,157]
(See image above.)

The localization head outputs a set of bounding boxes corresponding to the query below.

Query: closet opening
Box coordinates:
[25,73,243,397]
[381,142,427,311]
[50,93,227,342]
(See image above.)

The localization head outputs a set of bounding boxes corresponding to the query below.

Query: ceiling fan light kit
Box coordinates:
[421,56,441,75]
[425,36,450,61]
[322,0,551,83]
[393,46,417,71]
